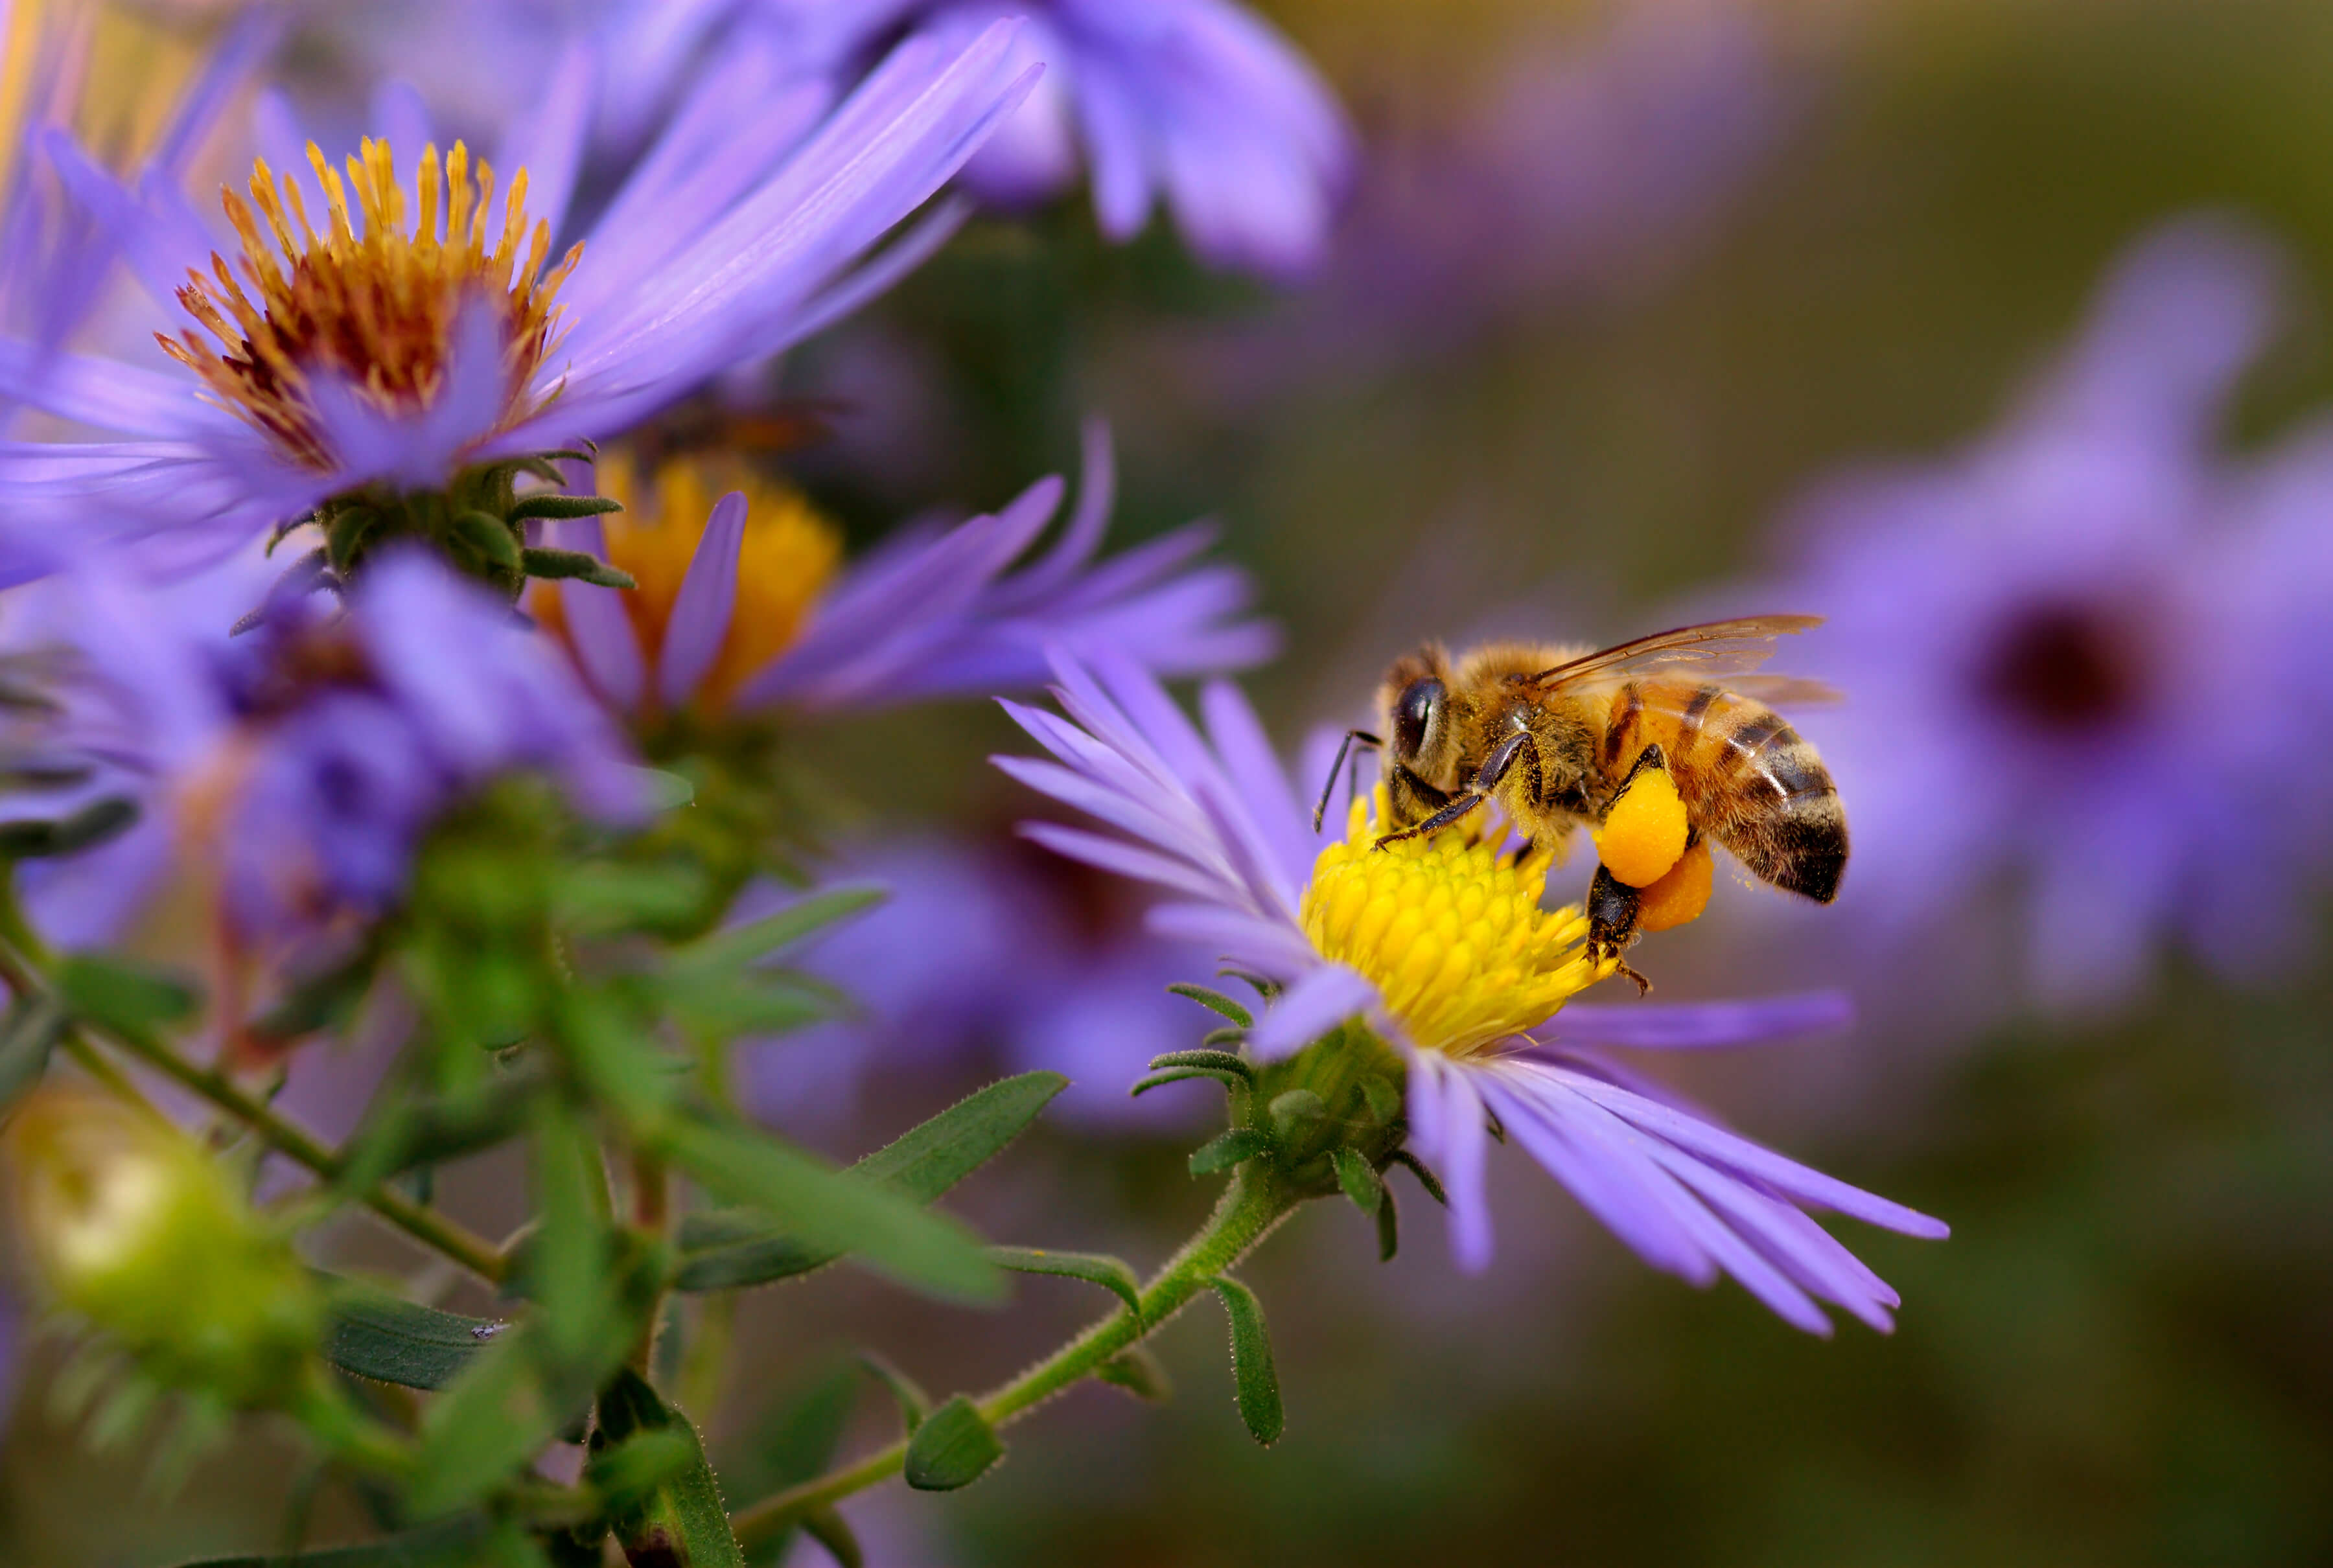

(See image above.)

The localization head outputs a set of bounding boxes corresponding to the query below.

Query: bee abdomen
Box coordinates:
[1712,708,1848,905]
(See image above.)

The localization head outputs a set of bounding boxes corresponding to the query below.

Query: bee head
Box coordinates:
[1389,676,1446,765]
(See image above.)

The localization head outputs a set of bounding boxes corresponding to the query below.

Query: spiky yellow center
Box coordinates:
[159,139,581,470]
[534,451,843,711]
[1299,789,1614,1058]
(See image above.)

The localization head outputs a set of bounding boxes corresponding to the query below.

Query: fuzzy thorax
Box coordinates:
[1301,789,1612,1058]
[159,139,581,470]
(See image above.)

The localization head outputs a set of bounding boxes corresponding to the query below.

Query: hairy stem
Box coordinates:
[730,1168,1299,1550]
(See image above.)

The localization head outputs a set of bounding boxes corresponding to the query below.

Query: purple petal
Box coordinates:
[657,490,747,708]
[1247,962,1376,1061]
[1537,992,1854,1051]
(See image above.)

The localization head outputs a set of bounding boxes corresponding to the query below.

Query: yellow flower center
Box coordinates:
[158,139,581,470]
[535,450,844,711]
[1299,789,1614,1058]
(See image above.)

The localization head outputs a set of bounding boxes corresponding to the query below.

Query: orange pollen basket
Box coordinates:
[157,139,583,472]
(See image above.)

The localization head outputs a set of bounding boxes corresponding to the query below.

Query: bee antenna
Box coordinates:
[1314,728,1380,833]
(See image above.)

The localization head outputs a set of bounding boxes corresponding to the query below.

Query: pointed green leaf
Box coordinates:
[989,1247,1142,1322]
[1145,1048,1252,1083]
[680,888,886,972]
[0,994,64,1113]
[449,510,523,569]
[520,546,636,588]
[323,1278,507,1390]
[404,1330,595,1521]
[58,951,198,1033]
[901,1395,1003,1491]
[1096,1346,1174,1403]
[660,1116,1002,1305]
[800,1506,864,1568]
[508,492,623,522]
[1375,1185,1400,1262]
[1189,1127,1270,1177]
[1210,1276,1284,1446]
[1165,982,1253,1027]
[1130,1066,1247,1099]
[630,767,696,812]
[853,1350,930,1432]
[1330,1148,1384,1217]
[673,1072,1067,1293]
[1386,1149,1448,1206]
[589,1368,746,1568]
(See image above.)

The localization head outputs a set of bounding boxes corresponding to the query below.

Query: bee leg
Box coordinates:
[1373,786,1485,847]
[1383,762,1450,824]
[1312,729,1382,832]
[1586,863,1653,995]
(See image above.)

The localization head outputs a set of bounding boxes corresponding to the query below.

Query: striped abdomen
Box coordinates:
[1598,679,1848,902]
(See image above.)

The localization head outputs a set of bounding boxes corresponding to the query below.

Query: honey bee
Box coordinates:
[1316,616,1846,991]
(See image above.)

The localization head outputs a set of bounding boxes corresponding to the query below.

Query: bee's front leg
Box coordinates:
[1586,864,1652,995]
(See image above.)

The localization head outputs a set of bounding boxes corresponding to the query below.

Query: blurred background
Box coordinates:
[10,0,2333,1562]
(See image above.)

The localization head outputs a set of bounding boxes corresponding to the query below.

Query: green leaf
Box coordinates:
[250,941,385,1044]
[1386,1149,1448,1206]
[58,951,199,1034]
[323,1278,506,1390]
[1210,1276,1284,1446]
[0,994,65,1113]
[853,1350,930,1432]
[1269,1089,1327,1138]
[660,1116,1002,1305]
[404,1332,595,1521]
[800,1506,864,1568]
[1096,1346,1174,1403]
[679,888,886,972]
[1144,1048,1253,1083]
[630,767,696,812]
[553,860,712,934]
[724,1363,857,1567]
[1330,1148,1384,1217]
[1189,1127,1270,1177]
[1129,1066,1248,1099]
[165,1517,494,1567]
[901,1395,1004,1491]
[989,1246,1141,1322]
[338,1066,543,1190]
[508,492,623,522]
[449,510,523,569]
[520,546,636,588]
[590,1368,746,1568]
[1375,1185,1400,1263]
[1166,983,1253,1027]
[673,1071,1068,1293]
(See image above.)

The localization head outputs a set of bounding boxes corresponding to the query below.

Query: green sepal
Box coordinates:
[1330,1147,1384,1217]
[519,546,636,588]
[901,1395,1004,1491]
[1096,1345,1174,1403]
[507,492,623,522]
[588,1368,747,1568]
[0,794,138,859]
[673,1071,1066,1293]
[1269,1089,1327,1138]
[1375,1185,1400,1262]
[1386,1149,1449,1206]
[57,951,199,1034]
[1129,1066,1247,1099]
[323,505,386,573]
[1200,1026,1247,1048]
[1360,1074,1404,1125]
[0,994,65,1113]
[800,1506,865,1568]
[1144,1048,1252,1084]
[853,1350,930,1432]
[1166,982,1253,1027]
[322,1276,507,1390]
[449,510,523,570]
[1189,1127,1270,1177]
[1209,1276,1284,1446]
[988,1246,1142,1322]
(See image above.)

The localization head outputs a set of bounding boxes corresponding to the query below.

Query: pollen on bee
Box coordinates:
[1594,762,1689,888]
[1299,788,1611,1057]
[156,138,583,471]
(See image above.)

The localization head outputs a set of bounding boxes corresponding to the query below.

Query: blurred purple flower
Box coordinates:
[0,21,1039,579]
[1770,216,2333,1010]
[544,420,1270,721]
[739,833,1219,1133]
[995,651,1944,1333]
[16,547,640,950]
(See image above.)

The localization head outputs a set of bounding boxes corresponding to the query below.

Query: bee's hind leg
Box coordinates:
[1586,863,1653,995]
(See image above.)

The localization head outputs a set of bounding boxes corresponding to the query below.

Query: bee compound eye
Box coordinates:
[1393,678,1445,759]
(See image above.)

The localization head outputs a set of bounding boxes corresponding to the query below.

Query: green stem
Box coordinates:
[730,1167,1299,1551]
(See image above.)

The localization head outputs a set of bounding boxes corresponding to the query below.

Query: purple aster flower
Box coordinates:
[995,652,1945,1333]
[16,545,640,955]
[796,0,1352,278]
[0,20,1040,579]
[1767,216,2333,1010]
[535,419,1271,721]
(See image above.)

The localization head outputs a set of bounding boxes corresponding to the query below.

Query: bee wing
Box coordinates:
[1724,673,1842,706]
[1522,615,1824,693]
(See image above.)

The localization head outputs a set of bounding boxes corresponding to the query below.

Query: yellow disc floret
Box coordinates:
[1594,761,1689,888]
[159,139,581,470]
[535,450,844,711]
[1300,789,1613,1058]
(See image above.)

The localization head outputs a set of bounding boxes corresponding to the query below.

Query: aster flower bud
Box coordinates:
[5,1091,322,1404]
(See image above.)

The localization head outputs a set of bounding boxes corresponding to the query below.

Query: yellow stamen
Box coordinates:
[157,139,582,470]
[1299,788,1616,1059]
[534,451,844,712]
